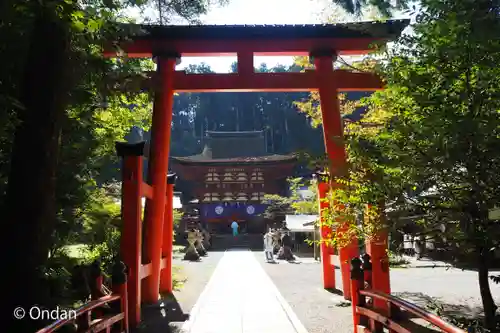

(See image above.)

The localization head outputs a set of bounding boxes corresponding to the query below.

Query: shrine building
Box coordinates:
[171,130,297,234]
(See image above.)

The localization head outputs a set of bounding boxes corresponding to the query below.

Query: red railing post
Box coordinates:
[115,141,145,327]
[112,260,129,333]
[350,257,366,333]
[160,173,177,294]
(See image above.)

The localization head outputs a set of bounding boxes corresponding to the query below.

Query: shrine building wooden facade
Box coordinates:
[171,130,296,233]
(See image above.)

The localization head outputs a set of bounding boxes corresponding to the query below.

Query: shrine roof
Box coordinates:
[171,130,297,165]
[124,19,409,41]
[171,154,297,165]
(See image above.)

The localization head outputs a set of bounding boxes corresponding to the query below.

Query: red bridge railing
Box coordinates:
[36,260,129,333]
[350,255,465,333]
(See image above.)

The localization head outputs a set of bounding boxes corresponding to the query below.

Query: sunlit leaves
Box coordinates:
[294,0,500,256]
[263,177,319,220]
[366,0,500,251]
[327,0,409,17]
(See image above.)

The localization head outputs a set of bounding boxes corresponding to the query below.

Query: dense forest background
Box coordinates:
[125,62,371,172]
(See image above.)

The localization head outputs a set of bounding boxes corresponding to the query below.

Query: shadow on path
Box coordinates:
[393,291,487,331]
[394,291,484,318]
[133,294,189,333]
[325,288,344,296]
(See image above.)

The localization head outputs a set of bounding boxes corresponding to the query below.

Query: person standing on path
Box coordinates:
[403,234,413,256]
[231,220,239,237]
[263,230,274,262]
[414,234,424,260]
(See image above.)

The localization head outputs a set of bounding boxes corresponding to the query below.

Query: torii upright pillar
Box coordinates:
[312,49,360,300]
[142,52,179,303]
[115,141,145,327]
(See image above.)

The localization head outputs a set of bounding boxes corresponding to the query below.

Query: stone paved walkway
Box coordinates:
[181,250,309,333]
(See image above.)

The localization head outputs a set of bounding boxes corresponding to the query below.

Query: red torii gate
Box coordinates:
[105,20,409,328]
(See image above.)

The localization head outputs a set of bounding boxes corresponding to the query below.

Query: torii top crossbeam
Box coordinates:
[104,20,409,57]
[103,20,409,92]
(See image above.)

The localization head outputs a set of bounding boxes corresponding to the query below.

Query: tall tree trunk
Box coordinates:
[200,121,204,145]
[270,126,275,152]
[5,9,69,332]
[264,129,268,153]
[284,113,289,150]
[235,107,240,131]
[478,247,498,332]
[252,106,257,131]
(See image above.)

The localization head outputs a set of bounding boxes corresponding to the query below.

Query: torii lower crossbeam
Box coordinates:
[129,69,383,93]
[171,70,382,92]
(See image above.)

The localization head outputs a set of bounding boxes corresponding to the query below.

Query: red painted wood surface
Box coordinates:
[171,163,295,203]
[160,183,175,293]
[103,37,383,58]
[112,281,129,332]
[318,180,335,289]
[350,268,365,333]
[124,70,383,93]
[314,57,346,175]
[170,70,383,92]
[366,235,390,311]
[120,154,143,326]
[364,204,391,313]
[338,227,354,300]
[143,57,176,303]
[315,55,359,300]
[141,182,154,199]
[171,162,295,180]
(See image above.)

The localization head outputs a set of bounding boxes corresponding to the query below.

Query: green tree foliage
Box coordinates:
[328,0,410,16]
[369,1,500,329]
[263,177,318,221]
[300,0,500,329]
